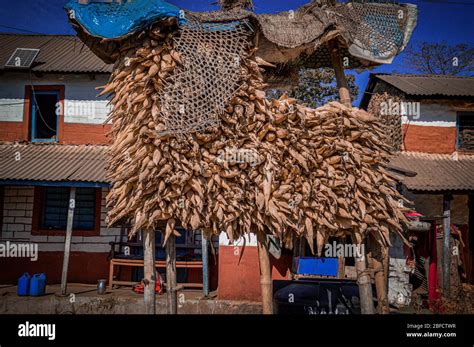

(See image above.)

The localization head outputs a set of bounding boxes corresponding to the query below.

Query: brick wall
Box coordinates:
[1,186,126,253]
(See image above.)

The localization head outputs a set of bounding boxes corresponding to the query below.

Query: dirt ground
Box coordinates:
[0,283,261,314]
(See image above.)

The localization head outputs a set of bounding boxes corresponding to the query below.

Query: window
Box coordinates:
[30,89,59,142]
[40,187,97,231]
[457,113,474,151]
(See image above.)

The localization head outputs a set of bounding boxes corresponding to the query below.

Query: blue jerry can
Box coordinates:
[30,273,46,296]
[17,273,31,296]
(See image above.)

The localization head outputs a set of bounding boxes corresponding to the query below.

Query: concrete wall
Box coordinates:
[0,72,111,144]
[1,186,124,252]
[0,186,126,284]
[217,232,291,301]
[402,102,464,154]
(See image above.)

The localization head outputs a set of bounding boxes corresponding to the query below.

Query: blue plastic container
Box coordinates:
[294,257,339,276]
[17,273,31,296]
[29,273,46,296]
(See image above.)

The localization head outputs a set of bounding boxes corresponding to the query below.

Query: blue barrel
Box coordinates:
[30,273,46,296]
[17,273,31,296]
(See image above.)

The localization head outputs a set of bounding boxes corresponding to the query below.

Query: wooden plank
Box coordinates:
[143,228,156,314]
[257,233,273,314]
[60,187,76,296]
[166,234,177,314]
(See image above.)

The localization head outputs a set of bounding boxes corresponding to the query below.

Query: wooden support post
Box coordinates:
[329,40,352,108]
[257,233,273,314]
[60,187,76,296]
[201,232,209,297]
[355,243,375,314]
[143,228,156,314]
[368,237,389,314]
[372,256,389,314]
[443,195,452,297]
[166,234,177,314]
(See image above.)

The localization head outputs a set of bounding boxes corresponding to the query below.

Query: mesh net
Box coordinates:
[333,1,415,60]
[158,14,251,137]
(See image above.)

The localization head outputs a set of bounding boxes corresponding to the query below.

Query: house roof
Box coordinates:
[375,74,474,97]
[360,73,474,109]
[389,151,474,192]
[0,144,108,187]
[0,33,113,74]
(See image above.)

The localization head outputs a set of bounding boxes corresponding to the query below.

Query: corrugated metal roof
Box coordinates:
[375,74,474,97]
[389,152,474,192]
[0,34,112,73]
[0,144,108,184]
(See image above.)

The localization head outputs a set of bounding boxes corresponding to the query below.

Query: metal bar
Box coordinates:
[201,232,209,297]
[60,187,76,296]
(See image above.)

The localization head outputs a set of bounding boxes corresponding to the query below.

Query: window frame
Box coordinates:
[32,186,101,237]
[23,85,65,143]
[456,112,474,153]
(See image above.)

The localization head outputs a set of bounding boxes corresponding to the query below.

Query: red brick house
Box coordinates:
[360,74,474,291]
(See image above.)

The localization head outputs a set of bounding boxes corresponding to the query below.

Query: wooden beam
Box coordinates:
[443,195,452,297]
[201,232,209,297]
[60,187,76,296]
[143,228,156,314]
[329,40,352,108]
[166,234,177,314]
[355,242,375,314]
[368,237,389,314]
[257,232,273,314]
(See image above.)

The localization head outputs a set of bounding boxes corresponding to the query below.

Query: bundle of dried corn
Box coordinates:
[103,30,410,254]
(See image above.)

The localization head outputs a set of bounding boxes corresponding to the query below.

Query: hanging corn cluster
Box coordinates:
[102,29,410,253]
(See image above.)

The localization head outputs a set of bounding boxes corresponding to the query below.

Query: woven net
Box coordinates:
[158,14,251,137]
[333,1,415,60]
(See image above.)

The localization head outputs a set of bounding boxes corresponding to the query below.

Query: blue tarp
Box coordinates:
[65,0,186,39]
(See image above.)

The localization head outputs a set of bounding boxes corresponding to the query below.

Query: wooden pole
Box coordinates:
[368,237,390,314]
[257,232,273,314]
[201,232,209,297]
[355,242,375,314]
[143,229,156,314]
[329,40,352,108]
[60,187,76,296]
[166,233,177,314]
[443,195,452,297]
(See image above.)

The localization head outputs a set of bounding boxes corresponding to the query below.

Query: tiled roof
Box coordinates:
[389,152,474,192]
[0,144,108,185]
[0,33,112,73]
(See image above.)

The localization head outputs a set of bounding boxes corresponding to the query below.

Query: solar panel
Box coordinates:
[5,48,40,69]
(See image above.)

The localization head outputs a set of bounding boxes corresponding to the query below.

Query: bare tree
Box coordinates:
[404,41,474,76]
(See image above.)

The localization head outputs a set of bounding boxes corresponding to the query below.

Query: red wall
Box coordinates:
[0,122,24,142]
[0,252,110,284]
[0,122,111,145]
[218,245,292,301]
[62,123,112,145]
[402,125,456,154]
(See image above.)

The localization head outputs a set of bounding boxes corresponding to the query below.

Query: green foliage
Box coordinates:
[269,68,359,108]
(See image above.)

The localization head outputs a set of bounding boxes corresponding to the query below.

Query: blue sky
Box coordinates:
[0,0,473,104]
